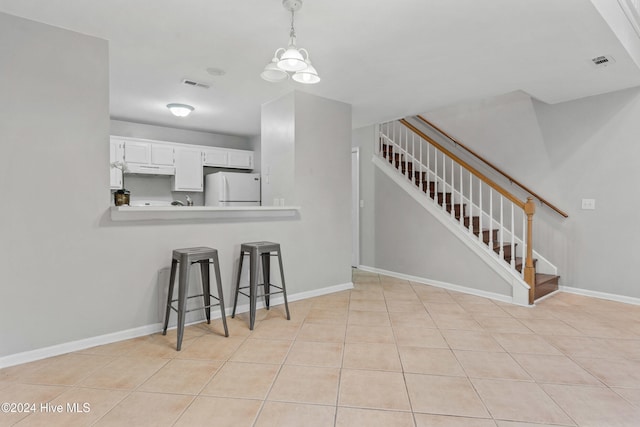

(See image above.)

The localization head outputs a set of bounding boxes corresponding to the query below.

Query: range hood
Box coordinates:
[125,164,175,176]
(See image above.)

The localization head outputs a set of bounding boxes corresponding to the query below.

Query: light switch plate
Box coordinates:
[581,199,596,210]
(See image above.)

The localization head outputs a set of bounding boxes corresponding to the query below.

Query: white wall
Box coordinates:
[0,13,353,360]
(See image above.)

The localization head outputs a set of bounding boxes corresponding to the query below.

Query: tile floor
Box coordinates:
[2,270,640,426]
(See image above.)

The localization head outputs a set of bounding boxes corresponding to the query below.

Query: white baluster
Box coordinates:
[499,196,504,260]
[489,188,494,249]
[468,172,473,234]
[434,145,438,199]
[510,204,516,269]
[520,209,525,275]
[442,152,446,212]
[478,180,483,242]
[419,136,422,188]
[450,158,455,218]
[459,164,463,224]
[426,141,431,192]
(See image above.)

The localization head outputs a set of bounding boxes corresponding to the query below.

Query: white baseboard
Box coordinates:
[559,285,640,306]
[0,281,353,369]
[357,265,516,305]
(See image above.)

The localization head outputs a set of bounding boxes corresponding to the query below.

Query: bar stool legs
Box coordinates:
[162,247,229,351]
[232,241,290,330]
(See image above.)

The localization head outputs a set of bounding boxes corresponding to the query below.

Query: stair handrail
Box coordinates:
[395,119,538,304]
[399,119,525,210]
[416,115,569,218]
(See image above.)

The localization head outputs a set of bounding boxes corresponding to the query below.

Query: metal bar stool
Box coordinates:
[231,241,290,330]
[162,247,229,350]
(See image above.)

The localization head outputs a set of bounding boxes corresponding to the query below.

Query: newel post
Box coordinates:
[524,197,536,305]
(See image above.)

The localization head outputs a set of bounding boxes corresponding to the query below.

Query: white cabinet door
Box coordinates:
[228,150,253,169]
[172,147,203,191]
[123,141,150,164]
[151,144,174,166]
[203,148,228,167]
[110,140,123,189]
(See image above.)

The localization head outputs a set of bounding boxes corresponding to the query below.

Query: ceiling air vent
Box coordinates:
[590,55,616,68]
[181,79,210,89]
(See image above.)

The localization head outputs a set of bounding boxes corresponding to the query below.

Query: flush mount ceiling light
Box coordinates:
[166,103,194,117]
[261,0,320,84]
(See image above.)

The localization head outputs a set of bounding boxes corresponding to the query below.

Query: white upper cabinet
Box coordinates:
[123,140,150,164]
[203,148,228,167]
[150,145,175,166]
[228,149,253,169]
[172,147,203,192]
[109,140,123,189]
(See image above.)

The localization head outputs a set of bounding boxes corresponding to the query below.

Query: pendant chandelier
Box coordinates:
[261,0,320,84]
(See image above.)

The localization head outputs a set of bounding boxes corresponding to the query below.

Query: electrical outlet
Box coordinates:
[581,199,596,210]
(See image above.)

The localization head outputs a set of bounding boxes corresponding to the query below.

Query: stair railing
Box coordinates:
[416,115,568,218]
[377,119,537,304]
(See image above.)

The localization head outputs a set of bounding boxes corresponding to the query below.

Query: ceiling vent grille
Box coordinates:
[182,79,210,89]
[591,55,616,68]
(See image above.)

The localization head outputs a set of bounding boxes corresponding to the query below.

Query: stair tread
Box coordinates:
[536,273,559,285]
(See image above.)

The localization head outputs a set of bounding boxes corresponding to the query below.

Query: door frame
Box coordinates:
[351,147,360,267]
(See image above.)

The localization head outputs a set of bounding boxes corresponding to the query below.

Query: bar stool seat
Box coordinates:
[162,247,229,350]
[231,241,290,330]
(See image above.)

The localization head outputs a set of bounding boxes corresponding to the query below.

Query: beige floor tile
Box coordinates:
[393,326,448,348]
[196,316,254,338]
[399,347,465,376]
[383,291,420,302]
[511,354,601,385]
[19,354,113,386]
[464,303,511,317]
[339,369,410,411]
[491,333,563,355]
[385,300,426,313]
[431,314,484,331]
[123,334,189,359]
[296,323,346,343]
[230,338,292,364]
[441,330,505,352]
[542,383,640,427]
[454,351,531,380]
[285,341,343,367]
[495,422,561,427]
[250,318,301,340]
[311,299,350,312]
[0,384,69,426]
[414,413,497,427]
[343,342,402,371]
[405,373,489,418]
[476,317,532,334]
[345,324,395,344]
[305,308,349,325]
[0,359,53,383]
[80,357,168,390]
[543,335,621,359]
[499,305,558,320]
[173,396,261,427]
[415,291,457,304]
[138,359,221,394]
[425,303,468,315]
[75,337,146,357]
[336,407,415,427]
[175,335,246,361]
[573,357,640,387]
[93,391,193,427]
[14,387,128,427]
[267,301,311,321]
[350,289,385,301]
[517,319,583,336]
[348,310,391,327]
[613,387,640,407]
[389,311,437,328]
[349,298,388,312]
[200,361,279,399]
[268,365,339,405]
[471,379,573,425]
[602,338,640,359]
[256,402,335,427]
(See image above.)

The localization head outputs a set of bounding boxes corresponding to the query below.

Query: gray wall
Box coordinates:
[0,13,352,359]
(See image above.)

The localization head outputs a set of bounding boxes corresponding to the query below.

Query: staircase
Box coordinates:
[377,118,560,304]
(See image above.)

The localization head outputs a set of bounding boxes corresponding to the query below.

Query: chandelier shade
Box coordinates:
[261,0,320,84]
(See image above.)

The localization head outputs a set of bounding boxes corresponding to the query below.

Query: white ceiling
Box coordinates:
[1,0,640,137]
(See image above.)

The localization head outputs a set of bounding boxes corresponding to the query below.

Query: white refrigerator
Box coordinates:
[204,172,261,206]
